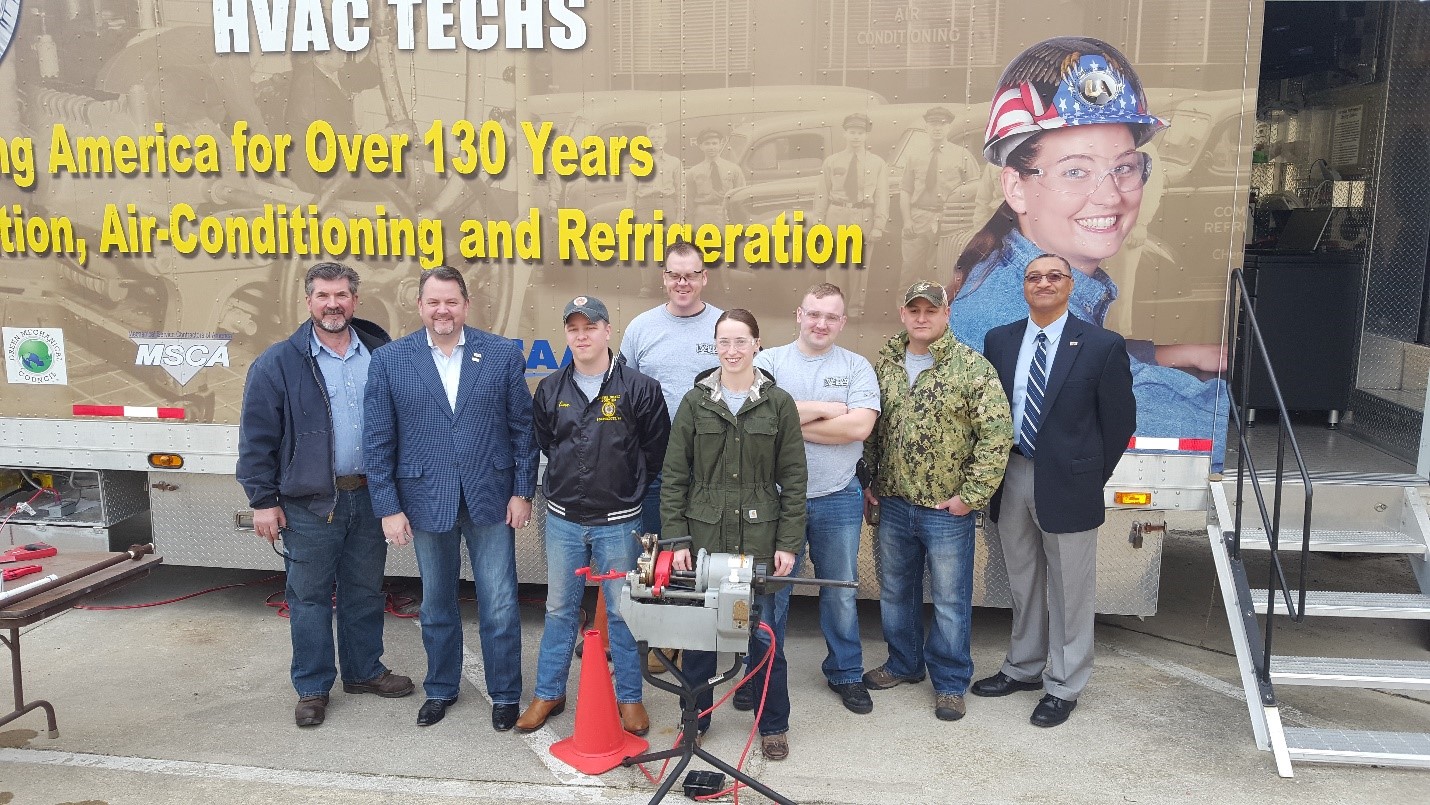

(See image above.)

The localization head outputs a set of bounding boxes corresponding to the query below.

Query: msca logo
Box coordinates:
[0,1,21,66]
[513,338,572,377]
[130,332,233,386]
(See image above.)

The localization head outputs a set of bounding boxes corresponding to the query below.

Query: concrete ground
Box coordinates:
[2,525,1428,805]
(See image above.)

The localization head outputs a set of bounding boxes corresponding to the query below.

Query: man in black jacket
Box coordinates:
[972,254,1136,728]
[517,295,670,737]
[237,262,413,728]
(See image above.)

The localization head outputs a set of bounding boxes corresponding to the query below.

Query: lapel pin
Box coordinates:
[1069,341,1079,346]
[472,353,482,362]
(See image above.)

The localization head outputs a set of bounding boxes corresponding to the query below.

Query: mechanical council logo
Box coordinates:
[4,326,68,385]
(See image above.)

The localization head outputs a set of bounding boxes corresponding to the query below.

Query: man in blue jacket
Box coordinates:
[364,266,539,730]
[238,262,414,728]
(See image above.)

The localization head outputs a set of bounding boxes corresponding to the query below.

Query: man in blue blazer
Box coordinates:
[364,266,538,730]
[970,254,1135,728]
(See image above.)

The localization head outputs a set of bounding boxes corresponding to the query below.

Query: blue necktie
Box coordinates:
[1020,332,1048,457]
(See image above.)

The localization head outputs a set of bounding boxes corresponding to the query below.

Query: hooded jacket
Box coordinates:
[660,366,808,566]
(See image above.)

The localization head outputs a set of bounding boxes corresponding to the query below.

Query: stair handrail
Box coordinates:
[1226,268,1314,688]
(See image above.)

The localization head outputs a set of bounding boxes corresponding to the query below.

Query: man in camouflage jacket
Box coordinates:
[861,281,1013,723]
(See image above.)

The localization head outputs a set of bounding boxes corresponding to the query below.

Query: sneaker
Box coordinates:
[934,693,966,722]
[827,681,874,714]
[862,664,926,690]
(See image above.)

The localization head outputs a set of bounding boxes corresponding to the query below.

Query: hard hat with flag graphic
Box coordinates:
[983,36,1169,166]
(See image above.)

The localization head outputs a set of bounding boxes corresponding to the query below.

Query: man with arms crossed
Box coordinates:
[972,254,1135,728]
[862,281,1012,722]
[517,295,670,736]
[239,262,413,728]
[753,283,880,715]
[619,239,723,672]
[364,266,538,730]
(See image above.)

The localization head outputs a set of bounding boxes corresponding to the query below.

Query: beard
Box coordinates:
[430,317,457,335]
[314,309,351,333]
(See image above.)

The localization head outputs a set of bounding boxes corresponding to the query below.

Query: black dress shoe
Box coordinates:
[1030,694,1077,728]
[971,672,1044,698]
[416,697,457,727]
[491,702,520,732]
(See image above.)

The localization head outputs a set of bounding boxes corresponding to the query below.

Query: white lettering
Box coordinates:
[387,0,422,50]
[505,0,543,49]
[292,0,331,51]
[549,0,586,50]
[427,0,456,50]
[333,0,371,51]
[460,0,500,49]
[212,0,251,53]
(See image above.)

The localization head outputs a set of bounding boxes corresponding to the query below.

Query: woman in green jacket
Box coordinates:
[661,308,808,761]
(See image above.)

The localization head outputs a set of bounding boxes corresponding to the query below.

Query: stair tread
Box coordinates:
[1238,528,1425,553]
[1271,655,1430,676]
[1250,589,1430,611]
[1284,727,1430,756]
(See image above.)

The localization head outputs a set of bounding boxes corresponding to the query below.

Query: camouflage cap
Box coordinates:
[903,280,948,307]
[562,295,610,324]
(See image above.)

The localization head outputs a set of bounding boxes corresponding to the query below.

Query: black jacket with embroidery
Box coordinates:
[532,352,670,526]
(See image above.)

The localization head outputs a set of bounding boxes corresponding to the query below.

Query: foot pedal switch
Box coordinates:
[683,770,726,800]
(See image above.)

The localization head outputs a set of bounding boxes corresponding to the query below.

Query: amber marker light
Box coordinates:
[148,453,184,469]
[1114,491,1152,506]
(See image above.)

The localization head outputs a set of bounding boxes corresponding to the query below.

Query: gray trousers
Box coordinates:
[987,452,1097,700]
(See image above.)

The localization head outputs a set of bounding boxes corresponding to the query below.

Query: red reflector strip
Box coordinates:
[1126,437,1213,452]
[73,405,185,420]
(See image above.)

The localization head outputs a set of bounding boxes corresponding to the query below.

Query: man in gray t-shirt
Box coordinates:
[617,239,721,673]
[753,283,880,715]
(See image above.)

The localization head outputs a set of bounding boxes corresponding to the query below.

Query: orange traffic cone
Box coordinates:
[551,629,648,774]
[593,586,612,654]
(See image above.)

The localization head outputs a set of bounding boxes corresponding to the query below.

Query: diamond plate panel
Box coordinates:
[149,472,1164,614]
[1347,388,1422,462]
[1363,5,1430,343]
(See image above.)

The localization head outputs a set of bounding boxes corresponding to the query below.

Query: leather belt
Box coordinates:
[335,474,367,491]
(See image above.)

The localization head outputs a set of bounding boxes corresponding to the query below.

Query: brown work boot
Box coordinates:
[343,670,414,698]
[295,695,328,727]
[513,696,566,733]
[618,702,650,736]
[935,693,966,722]
[646,648,679,674]
[761,732,790,761]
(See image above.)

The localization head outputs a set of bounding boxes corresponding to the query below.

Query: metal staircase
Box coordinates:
[1208,269,1430,776]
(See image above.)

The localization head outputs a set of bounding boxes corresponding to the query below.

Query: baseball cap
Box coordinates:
[924,106,955,124]
[903,280,948,307]
[983,36,1167,166]
[562,295,610,324]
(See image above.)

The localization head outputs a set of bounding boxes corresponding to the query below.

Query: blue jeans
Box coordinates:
[281,489,390,698]
[535,514,643,703]
[690,587,792,736]
[805,479,866,685]
[875,496,976,696]
[411,515,522,704]
[639,472,662,538]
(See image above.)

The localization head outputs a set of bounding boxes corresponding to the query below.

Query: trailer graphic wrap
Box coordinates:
[0,1,1261,601]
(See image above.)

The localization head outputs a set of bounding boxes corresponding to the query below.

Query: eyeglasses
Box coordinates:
[1024,272,1071,285]
[1024,152,1151,196]
[799,309,845,324]
[716,337,755,350]
[663,269,706,284]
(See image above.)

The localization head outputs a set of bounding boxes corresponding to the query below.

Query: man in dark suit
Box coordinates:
[971,253,1135,728]
[364,266,538,730]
